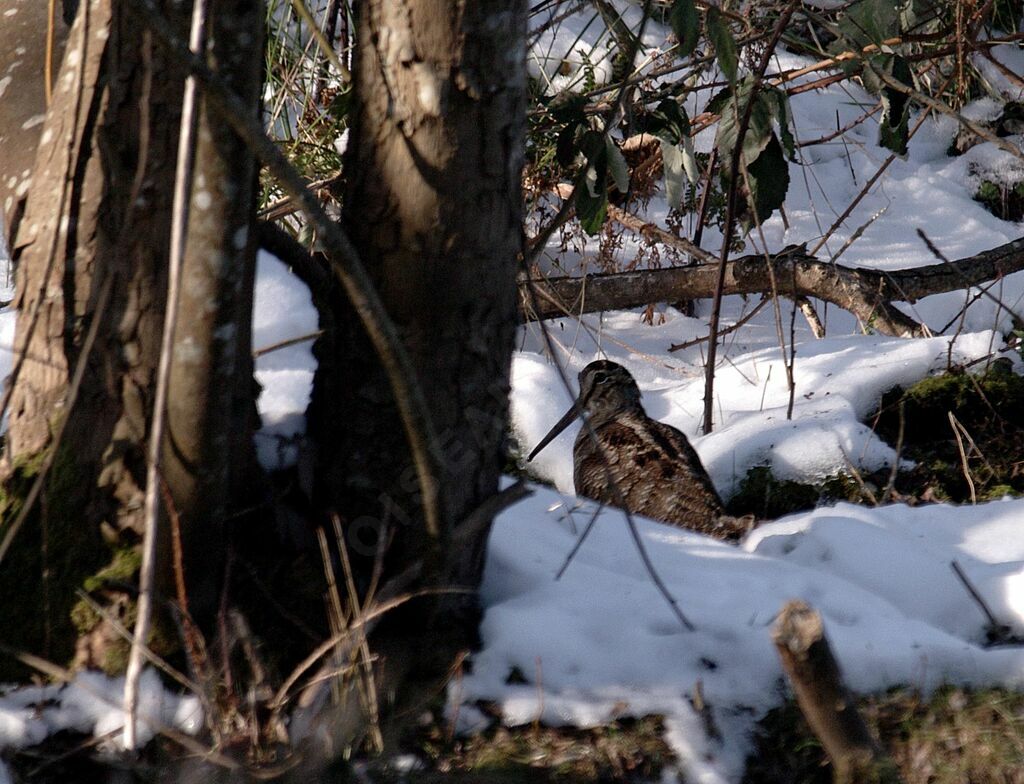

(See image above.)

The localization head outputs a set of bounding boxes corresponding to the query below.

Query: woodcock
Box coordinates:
[528,360,751,541]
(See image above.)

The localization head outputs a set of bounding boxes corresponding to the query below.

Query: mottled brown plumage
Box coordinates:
[529,360,751,540]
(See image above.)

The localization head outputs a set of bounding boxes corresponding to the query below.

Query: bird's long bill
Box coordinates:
[527,401,581,461]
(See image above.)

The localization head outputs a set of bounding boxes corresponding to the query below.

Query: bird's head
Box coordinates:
[576,360,642,421]
[527,360,643,461]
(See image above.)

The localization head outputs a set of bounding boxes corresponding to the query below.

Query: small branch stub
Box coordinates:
[771,600,903,784]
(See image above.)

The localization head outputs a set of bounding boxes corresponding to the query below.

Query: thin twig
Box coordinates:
[288,0,351,84]
[880,401,904,503]
[808,70,955,258]
[918,229,1024,328]
[269,586,471,712]
[527,0,656,266]
[870,63,1024,162]
[0,643,301,775]
[332,515,384,752]
[555,502,604,580]
[253,331,322,358]
[522,280,696,631]
[668,296,768,352]
[948,411,977,505]
[950,560,1002,630]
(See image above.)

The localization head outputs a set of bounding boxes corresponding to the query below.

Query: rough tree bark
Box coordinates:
[306,0,526,746]
[0,0,70,242]
[0,0,262,671]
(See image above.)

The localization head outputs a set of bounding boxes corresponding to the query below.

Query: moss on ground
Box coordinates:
[390,713,674,783]
[744,686,1024,784]
[727,466,865,520]
[872,362,1024,504]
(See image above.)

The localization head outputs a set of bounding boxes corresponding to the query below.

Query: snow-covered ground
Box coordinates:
[0,3,1023,781]
[457,490,1024,781]
[453,11,1024,781]
[0,669,201,754]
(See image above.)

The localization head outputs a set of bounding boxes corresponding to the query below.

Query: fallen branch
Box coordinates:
[520,233,1024,338]
[772,600,903,784]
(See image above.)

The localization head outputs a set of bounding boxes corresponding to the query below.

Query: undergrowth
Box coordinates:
[387,712,674,783]
[726,362,1024,520]
[872,361,1024,504]
[745,686,1024,784]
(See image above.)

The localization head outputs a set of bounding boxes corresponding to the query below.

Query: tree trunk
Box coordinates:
[1,0,183,673]
[307,0,525,745]
[0,0,71,242]
[0,0,262,672]
[162,0,263,626]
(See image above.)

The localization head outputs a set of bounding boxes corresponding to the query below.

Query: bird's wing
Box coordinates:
[575,416,726,530]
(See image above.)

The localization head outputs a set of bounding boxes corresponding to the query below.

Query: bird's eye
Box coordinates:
[593,372,609,385]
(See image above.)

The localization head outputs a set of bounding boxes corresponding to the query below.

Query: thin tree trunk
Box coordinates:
[162,0,263,625]
[1,0,263,672]
[1,0,186,672]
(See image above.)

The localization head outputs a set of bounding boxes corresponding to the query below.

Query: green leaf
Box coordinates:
[768,89,796,160]
[705,86,732,116]
[576,130,609,235]
[737,133,790,229]
[714,77,774,171]
[648,98,690,145]
[681,134,700,183]
[669,0,701,58]
[576,175,608,235]
[836,0,900,49]
[661,140,688,210]
[706,6,737,83]
[606,136,630,194]
[578,129,607,171]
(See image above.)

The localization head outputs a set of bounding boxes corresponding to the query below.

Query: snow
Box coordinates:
[974,40,1024,102]
[528,0,671,95]
[252,249,318,470]
[513,320,1005,499]
[0,668,201,753]
[450,28,1024,784]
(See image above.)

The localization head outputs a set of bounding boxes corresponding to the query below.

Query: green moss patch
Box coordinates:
[974,179,1024,223]
[872,363,1024,504]
[0,448,107,680]
[727,466,864,520]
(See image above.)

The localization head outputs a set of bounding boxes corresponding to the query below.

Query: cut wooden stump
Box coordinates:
[771,600,904,784]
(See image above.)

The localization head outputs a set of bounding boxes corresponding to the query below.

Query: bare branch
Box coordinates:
[519,236,1024,338]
